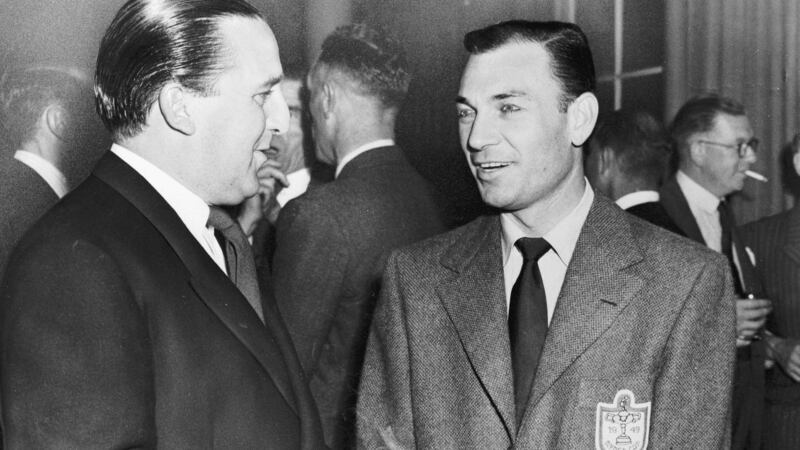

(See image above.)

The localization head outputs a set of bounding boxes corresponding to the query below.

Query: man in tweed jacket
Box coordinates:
[356,20,736,449]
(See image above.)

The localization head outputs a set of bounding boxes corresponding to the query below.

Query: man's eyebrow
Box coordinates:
[257,75,283,90]
[455,95,471,106]
[492,90,527,101]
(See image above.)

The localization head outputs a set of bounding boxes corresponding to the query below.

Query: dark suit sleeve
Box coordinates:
[355,252,415,449]
[272,198,349,374]
[1,239,156,449]
[649,255,736,448]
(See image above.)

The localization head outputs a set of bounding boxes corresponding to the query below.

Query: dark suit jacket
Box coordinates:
[357,195,736,448]
[743,207,800,399]
[0,152,324,449]
[272,145,447,448]
[660,174,764,449]
[625,200,685,236]
[0,157,59,277]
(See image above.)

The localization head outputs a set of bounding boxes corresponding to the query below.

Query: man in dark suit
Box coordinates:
[357,20,735,449]
[584,109,683,235]
[0,0,324,448]
[659,94,772,449]
[271,24,447,448]
[0,66,106,276]
[742,133,800,449]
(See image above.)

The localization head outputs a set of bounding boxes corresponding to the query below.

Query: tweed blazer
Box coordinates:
[272,145,447,447]
[357,194,735,449]
[0,157,59,277]
[0,152,324,449]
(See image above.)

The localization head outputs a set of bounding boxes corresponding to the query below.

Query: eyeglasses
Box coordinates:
[697,138,759,158]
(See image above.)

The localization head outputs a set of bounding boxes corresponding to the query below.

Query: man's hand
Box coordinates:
[735,297,771,347]
[765,335,800,382]
[237,159,289,237]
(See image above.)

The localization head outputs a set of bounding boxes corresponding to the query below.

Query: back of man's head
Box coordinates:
[463,20,595,113]
[315,23,410,110]
[94,0,263,141]
[670,94,746,162]
[0,66,90,151]
[590,109,670,187]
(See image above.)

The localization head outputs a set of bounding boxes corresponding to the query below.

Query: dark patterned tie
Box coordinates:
[718,200,744,294]
[207,206,265,322]
[509,237,551,427]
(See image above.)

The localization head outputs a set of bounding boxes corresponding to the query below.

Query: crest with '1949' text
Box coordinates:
[595,389,650,450]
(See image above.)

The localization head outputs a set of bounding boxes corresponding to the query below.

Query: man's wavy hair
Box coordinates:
[669,94,746,157]
[0,66,89,150]
[463,20,595,113]
[316,23,410,110]
[94,0,263,140]
[589,109,672,185]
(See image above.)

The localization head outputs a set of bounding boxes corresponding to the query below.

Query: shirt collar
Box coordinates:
[110,143,211,236]
[615,190,660,210]
[501,179,595,267]
[676,169,720,212]
[276,167,311,206]
[335,139,395,178]
[14,150,69,198]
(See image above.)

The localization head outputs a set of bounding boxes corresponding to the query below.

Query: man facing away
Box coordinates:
[659,94,772,449]
[584,109,683,235]
[357,20,735,449]
[272,23,448,449]
[0,66,106,276]
[0,0,324,448]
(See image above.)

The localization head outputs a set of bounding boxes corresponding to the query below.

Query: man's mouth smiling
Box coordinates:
[474,161,512,171]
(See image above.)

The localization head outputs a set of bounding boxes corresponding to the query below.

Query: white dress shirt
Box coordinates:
[676,170,722,251]
[615,190,660,210]
[334,139,395,178]
[14,150,69,198]
[111,144,227,273]
[501,181,595,324]
[676,170,748,284]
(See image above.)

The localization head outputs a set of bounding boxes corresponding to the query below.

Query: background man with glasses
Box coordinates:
[660,93,772,450]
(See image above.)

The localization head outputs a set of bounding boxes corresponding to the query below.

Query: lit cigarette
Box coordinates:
[745,170,768,182]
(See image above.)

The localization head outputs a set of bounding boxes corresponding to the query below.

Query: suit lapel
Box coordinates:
[435,216,516,438]
[528,197,646,411]
[92,153,298,414]
[660,176,704,244]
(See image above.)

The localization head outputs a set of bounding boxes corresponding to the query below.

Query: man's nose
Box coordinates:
[466,113,498,153]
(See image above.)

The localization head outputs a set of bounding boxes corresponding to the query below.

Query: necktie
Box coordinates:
[718,200,744,295]
[509,237,551,427]
[207,206,265,322]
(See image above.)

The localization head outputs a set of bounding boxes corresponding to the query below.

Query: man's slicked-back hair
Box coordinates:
[464,20,595,112]
[590,109,672,184]
[0,66,89,150]
[670,94,746,157]
[95,0,263,140]
[316,23,410,110]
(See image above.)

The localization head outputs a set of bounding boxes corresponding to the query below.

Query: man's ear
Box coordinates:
[158,83,195,135]
[44,104,69,141]
[321,80,335,120]
[688,139,706,166]
[568,92,599,147]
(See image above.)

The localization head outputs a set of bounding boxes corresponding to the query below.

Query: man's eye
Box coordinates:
[255,91,271,105]
[500,104,520,114]
[457,109,474,121]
